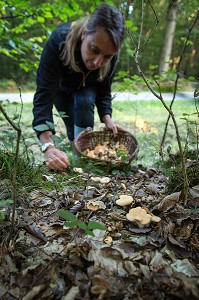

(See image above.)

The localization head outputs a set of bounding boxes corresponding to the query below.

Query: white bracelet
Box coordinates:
[41,142,55,152]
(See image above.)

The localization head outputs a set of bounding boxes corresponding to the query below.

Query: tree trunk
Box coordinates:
[159,0,178,76]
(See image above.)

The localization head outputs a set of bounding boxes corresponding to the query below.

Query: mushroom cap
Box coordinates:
[94,145,108,155]
[100,177,111,184]
[134,213,151,225]
[87,150,96,158]
[126,207,150,224]
[116,195,133,206]
[90,176,101,182]
[151,215,161,222]
[128,206,145,215]
[73,167,83,174]
[126,206,161,227]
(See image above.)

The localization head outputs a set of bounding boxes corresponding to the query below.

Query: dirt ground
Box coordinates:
[0,166,199,300]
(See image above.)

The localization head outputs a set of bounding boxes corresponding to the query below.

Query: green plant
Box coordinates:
[58,209,106,237]
[0,199,13,221]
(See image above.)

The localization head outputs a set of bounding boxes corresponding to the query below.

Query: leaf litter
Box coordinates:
[0,167,198,300]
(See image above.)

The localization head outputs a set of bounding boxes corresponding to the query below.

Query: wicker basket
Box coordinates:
[73,128,139,166]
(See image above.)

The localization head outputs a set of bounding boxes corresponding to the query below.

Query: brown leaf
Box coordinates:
[189,235,199,250]
[158,192,181,211]
[22,285,46,300]
[69,200,85,213]
[166,234,191,258]
[22,223,48,242]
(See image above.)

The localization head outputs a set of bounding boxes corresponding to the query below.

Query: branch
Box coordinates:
[127,2,192,204]
[0,101,22,243]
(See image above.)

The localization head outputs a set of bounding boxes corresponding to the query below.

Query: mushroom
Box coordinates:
[94,144,108,157]
[90,176,101,182]
[134,212,151,227]
[116,195,134,206]
[87,150,96,158]
[107,150,117,159]
[73,167,83,174]
[100,177,111,184]
[103,236,113,244]
[150,215,161,223]
[126,206,161,228]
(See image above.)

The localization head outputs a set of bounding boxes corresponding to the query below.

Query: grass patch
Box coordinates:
[0,96,198,194]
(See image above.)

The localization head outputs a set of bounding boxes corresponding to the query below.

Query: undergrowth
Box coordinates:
[156,149,199,193]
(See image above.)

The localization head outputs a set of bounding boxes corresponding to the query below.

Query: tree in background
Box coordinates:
[159,0,178,76]
[0,0,199,85]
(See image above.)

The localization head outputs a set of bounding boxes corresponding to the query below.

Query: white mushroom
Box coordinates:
[126,206,161,228]
[116,195,134,206]
[150,215,161,223]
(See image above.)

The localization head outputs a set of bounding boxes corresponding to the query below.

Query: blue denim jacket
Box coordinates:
[32,22,117,136]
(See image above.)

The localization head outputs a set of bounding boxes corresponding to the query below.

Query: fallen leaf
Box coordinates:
[22,285,46,300]
[158,192,181,211]
[171,259,199,277]
[87,200,106,211]
[22,223,48,242]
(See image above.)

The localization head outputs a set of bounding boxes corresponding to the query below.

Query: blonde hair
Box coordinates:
[61,3,125,80]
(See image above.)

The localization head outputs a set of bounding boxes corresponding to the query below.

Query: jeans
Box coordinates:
[54,87,96,142]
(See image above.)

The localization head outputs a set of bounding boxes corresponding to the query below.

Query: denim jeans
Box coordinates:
[54,87,96,142]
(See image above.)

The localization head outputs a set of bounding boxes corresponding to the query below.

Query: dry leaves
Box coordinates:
[0,168,198,299]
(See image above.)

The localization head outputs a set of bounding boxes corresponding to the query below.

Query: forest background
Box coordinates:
[0,0,199,92]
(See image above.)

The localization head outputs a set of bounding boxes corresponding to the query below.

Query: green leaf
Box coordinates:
[58,111,69,118]
[85,229,95,237]
[77,221,87,230]
[37,16,45,23]
[0,213,5,221]
[63,221,76,228]
[33,124,50,131]
[87,221,106,231]
[0,199,13,206]
[45,121,55,130]
[58,209,77,221]
[51,135,62,144]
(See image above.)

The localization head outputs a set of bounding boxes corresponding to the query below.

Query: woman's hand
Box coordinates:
[39,131,70,171]
[44,147,70,171]
[103,114,122,136]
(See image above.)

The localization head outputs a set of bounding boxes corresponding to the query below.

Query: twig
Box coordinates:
[127,2,194,204]
[0,101,21,243]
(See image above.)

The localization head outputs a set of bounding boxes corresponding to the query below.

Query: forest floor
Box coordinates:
[0,163,199,300]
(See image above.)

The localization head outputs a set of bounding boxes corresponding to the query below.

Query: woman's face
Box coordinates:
[81,27,117,70]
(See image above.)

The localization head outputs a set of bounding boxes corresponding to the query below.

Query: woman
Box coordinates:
[33,3,125,171]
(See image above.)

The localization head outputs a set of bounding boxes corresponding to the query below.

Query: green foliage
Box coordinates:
[0,0,198,84]
[58,209,106,237]
[0,148,43,189]
[0,0,89,81]
[34,121,55,132]
[113,71,146,92]
[0,199,13,221]
[158,150,199,193]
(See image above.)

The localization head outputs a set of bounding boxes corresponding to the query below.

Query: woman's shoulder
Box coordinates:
[51,22,71,42]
